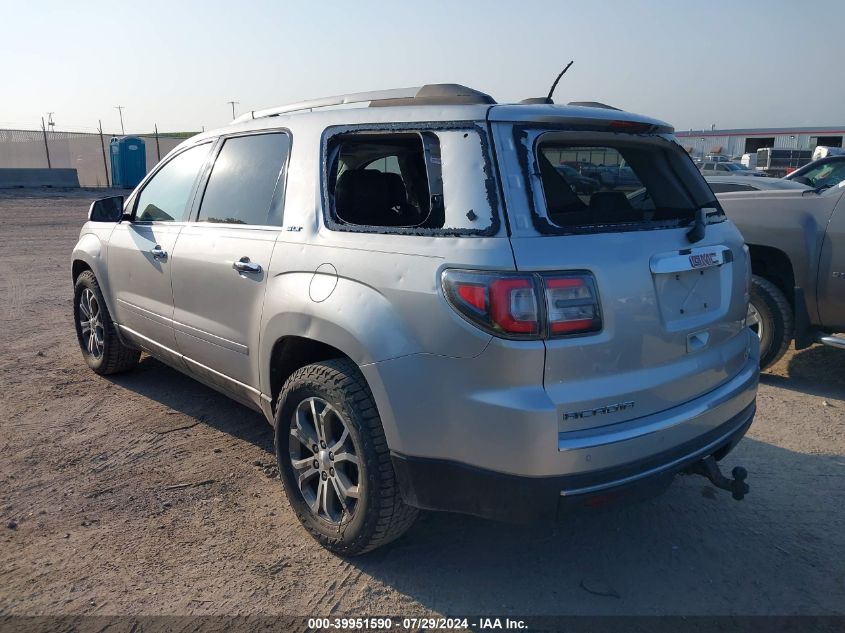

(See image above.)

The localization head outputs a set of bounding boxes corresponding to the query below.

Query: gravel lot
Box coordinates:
[1,189,843,617]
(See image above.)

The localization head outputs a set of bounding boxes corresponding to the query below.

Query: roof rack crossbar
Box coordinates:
[232,87,422,123]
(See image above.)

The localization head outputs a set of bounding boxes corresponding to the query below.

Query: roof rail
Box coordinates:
[567,101,621,111]
[232,84,495,123]
[519,97,554,105]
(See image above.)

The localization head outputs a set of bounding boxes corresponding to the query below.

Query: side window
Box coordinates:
[716,164,730,172]
[197,132,291,225]
[325,128,496,234]
[365,155,402,175]
[329,133,436,229]
[135,144,210,222]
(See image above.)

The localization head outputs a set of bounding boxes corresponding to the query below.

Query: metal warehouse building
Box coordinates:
[674,126,845,158]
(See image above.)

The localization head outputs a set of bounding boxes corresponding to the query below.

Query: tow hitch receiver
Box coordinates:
[685,456,749,500]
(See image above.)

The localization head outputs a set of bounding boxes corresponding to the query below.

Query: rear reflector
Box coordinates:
[442,270,601,340]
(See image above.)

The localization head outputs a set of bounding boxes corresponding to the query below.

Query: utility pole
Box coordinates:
[98,120,110,187]
[154,123,161,161]
[41,117,52,168]
[226,100,239,120]
[114,105,125,135]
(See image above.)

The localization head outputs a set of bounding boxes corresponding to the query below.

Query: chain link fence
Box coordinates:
[0,129,189,187]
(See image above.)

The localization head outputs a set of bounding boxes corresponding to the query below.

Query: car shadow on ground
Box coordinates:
[347,436,845,615]
[761,344,845,400]
[108,354,844,615]
[107,355,275,453]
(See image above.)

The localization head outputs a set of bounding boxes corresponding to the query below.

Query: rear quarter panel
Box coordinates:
[257,117,515,424]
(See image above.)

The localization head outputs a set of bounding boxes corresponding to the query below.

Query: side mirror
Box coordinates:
[88,196,125,222]
[792,176,813,187]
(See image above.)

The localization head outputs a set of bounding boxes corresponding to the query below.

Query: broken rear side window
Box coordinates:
[533,132,719,233]
[325,128,495,235]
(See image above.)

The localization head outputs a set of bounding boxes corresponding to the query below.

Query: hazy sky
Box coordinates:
[2,0,843,135]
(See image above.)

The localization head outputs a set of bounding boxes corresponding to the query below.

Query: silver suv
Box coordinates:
[71,84,759,555]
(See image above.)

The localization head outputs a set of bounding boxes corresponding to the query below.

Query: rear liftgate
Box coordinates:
[652,245,750,501]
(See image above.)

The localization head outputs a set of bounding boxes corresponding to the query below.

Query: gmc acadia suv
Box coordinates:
[71,84,759,555]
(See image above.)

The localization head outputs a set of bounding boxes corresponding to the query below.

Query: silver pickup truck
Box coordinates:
[718,181,845,368]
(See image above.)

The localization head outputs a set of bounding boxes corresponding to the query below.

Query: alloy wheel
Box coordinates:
[746,301,765,343]
[288,396,360,524]
[79,288,104,359]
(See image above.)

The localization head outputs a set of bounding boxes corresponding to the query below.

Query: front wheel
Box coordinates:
[275,359,418,556]
[73,271,140,375]
[747,275,793,370]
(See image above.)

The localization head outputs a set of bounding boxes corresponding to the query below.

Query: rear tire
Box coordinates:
[275,358,418,556]
[73,270,140,375]
[748,275,792,370]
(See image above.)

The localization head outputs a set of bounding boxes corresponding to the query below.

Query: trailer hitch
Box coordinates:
[685,456,749,500]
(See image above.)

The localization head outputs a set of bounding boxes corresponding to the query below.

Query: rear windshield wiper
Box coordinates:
[687,207,706,243]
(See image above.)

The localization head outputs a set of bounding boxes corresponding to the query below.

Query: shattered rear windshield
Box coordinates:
[533,132,720,233]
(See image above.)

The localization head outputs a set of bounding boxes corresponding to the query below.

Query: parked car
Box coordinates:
[596,164,642,189]
[705,154,732,163]
[718,181,845,368]
[555,164,600,194]
[72,84,758,555]
[784,155,845,190]
[700,162,767,177]
[705,176,809,194]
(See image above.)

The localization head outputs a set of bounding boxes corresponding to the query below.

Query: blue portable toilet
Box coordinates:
[109,136,146,188]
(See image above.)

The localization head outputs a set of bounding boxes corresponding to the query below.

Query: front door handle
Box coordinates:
[151,245,168,261]
[233,256,262,274]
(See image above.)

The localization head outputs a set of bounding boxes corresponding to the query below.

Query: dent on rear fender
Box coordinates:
[260,272,422,367]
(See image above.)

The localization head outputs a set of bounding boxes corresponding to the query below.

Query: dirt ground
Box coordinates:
[1,189,843,617]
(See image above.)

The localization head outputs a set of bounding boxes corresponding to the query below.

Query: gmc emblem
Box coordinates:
[689,252,719,269]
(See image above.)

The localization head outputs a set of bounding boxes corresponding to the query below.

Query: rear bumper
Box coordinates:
[363,329,759,479]
[392,401,755,523]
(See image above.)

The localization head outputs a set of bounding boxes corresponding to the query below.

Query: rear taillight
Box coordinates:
[544,275,601,335]
[442,270,601,340]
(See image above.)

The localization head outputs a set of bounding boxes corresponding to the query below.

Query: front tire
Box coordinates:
[73,270,140,375]
[275,359,418,556]
[747,275,793,370]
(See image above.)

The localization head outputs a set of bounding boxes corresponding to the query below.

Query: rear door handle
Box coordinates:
[151,245,168,261]
[233,256,262,274]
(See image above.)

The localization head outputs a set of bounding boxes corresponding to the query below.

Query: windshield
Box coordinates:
[793,161,845,188]
[725,163,746,171]
[533,133,720,233]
